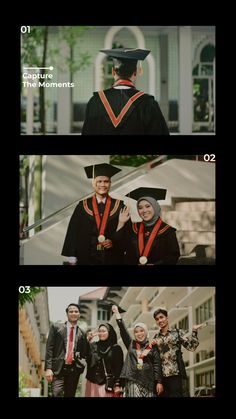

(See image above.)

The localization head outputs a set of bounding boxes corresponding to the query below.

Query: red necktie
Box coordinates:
[66,326,74,364]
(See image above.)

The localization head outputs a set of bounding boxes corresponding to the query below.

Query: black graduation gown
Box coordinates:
[61,195,124,265]
[82,88,169,135]
[114,219,180,265]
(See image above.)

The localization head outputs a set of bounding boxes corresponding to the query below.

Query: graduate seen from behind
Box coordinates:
[112,305,164,397]
[152,308,200,397]
[82,48,169,135]
[115,187,180,265]
[61,163,125,265]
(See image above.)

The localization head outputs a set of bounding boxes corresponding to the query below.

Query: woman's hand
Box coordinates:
[112,305,119,314]
[116,207,131,232]
[87,330,98,341]
[45,369,54,383]
[112,304,122,320]
[119,206,130,223]
[113,385,123,397]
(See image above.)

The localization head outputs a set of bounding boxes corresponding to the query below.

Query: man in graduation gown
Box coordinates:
[82,48,169,135]
[114,187,180,265]
[61,163,125,265]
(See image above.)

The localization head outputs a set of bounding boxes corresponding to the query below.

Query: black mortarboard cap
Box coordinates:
[126,187,167,201]
[100,48,150,61]
[84,163,121,179]
[99,299,126,313]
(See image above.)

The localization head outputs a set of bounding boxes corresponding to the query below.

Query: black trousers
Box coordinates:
[52,364,81,397]
[160,376,183,397]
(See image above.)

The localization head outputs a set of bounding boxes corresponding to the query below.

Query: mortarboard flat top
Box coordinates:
[100,48,150,61]
[99,299,126,313]
[84,163,121,179]
[126,187,167,201]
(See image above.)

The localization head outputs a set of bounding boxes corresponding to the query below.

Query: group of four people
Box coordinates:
[45,303,200,397]
[61,163,180,265]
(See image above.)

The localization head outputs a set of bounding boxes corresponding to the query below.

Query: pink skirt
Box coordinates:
[85,380,114,397]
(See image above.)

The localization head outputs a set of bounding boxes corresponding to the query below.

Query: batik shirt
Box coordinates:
[153,329,199,377]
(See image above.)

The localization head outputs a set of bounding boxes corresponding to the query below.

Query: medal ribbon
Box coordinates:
[92,195,112,238]
[138,218,163,258]
[136,341,153,360]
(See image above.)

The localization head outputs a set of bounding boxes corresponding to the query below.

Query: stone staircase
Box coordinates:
[161,200,215,264]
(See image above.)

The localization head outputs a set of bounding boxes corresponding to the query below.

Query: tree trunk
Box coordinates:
[39,26,49,135]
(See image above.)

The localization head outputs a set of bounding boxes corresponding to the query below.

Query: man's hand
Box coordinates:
[156,383,164,396]
[45,369,54,383]
[192,323,207,332]
[102,239,113,249]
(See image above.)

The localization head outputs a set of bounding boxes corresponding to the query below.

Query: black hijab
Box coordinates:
[97,323,118,354]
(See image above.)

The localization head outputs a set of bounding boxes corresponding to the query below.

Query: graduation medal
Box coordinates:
[98,235,106,243]
[138,218,163,265]
[136,358,143,370]
[139,256,148,265]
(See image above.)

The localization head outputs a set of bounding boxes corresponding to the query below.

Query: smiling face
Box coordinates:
[137,200,155,222]
[154,313,169,331]
[67,305,80,325]
[134,326,146,342]
[93,176,111,197]
[98,325,109,341]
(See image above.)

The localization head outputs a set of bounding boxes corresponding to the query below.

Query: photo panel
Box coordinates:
[18,285,216,398]
[19,154,215,266]
[20,25,216,137]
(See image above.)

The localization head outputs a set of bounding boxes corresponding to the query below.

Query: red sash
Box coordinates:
[138,218,163,260]
[92,195,111,238]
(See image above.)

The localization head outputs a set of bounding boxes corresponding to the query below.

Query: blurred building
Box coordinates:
[19,288,50,396]
[78,286,215,397]
[107,286,215,397]
[78,287,128,327]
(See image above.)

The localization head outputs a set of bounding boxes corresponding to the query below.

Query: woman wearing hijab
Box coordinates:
[85,323,123,397]
[112,305,163,397]
[115,187,180,265]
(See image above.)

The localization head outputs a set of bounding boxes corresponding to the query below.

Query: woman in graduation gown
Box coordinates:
[115,187,180,265]
[61,163,125,265]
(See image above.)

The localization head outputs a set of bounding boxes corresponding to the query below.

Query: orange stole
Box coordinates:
[98,90,145,128]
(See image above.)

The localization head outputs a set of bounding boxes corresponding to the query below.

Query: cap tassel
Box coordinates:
[138,61,143,76]
[92,165,95,187]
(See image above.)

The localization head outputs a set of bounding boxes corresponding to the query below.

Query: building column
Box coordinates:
[90,301,98,328]
[141,298,148,313]
[28,156,35,237]
[188,304,195,396]
[57,42,71,134]
[159,34,169,121]
[26,75,34,135]
[179,26,192,134]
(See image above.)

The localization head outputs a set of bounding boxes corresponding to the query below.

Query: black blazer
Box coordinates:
[45,322,88,376]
